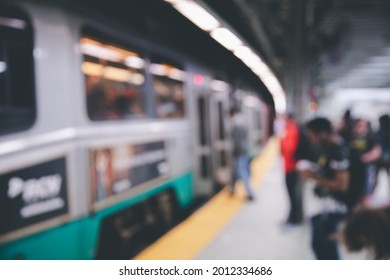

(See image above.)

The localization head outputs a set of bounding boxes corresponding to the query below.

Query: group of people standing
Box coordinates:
[279,111,390,259]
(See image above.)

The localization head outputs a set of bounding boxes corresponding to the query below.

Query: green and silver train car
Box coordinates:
[0,0,270,259]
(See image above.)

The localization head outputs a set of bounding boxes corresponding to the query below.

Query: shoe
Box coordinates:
[225,188,235,198]
[281,221,301,230]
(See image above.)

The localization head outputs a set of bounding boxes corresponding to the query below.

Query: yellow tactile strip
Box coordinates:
[134,138,279,260]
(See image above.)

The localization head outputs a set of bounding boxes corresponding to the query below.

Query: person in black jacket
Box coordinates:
[299,117,350,259]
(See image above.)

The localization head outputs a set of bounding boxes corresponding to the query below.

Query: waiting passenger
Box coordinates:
[299,117,349,259]
[372,114,390,192]
[229,107,254,201]
[337,109,354,144]
[349,119,381,206]
[342,205,390,259]
[280,113,303,226]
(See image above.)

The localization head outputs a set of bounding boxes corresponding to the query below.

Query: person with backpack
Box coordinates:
[298,117,350,259]
[229,107,255,201]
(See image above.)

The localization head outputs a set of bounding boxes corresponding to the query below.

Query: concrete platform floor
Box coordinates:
[197,157,389,260]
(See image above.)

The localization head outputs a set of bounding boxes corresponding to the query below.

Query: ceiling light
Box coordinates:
[163,0,286,114]
[174,1,220,32]
[211,27,243,51]
[0,61,7,73]
[248,61,269,75]
[263,76,280,90]
[0,16,27,29]
[234,45,258,61]
[274,95,286,114]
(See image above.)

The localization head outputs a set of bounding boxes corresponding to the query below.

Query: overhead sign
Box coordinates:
[90,141,169,203]
[0,157,68,236]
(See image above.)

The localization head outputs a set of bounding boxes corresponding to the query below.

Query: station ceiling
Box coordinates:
[200,0,390,92]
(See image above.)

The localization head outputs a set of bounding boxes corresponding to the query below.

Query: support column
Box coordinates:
[288,0,308,122]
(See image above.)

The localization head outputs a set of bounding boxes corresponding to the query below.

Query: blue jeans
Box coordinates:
[364,164,376,196]
[231,155,254,198]
[311,212,345,260]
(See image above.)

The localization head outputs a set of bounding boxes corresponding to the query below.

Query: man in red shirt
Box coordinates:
[280,113,303,226]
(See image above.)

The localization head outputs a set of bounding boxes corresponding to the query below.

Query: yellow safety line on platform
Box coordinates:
[134,138,280,260]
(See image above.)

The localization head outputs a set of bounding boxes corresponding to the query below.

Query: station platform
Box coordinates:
[134,139,389,260]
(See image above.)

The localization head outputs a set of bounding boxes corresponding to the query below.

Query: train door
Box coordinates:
[189,72,232,197]
[208,91,231,190]
[195,92,214,196]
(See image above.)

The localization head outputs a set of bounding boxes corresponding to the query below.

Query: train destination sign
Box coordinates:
[90,140,169,203]
[0,157,69,236]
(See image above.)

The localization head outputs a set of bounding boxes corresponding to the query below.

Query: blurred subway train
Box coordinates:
[0,0,271,259]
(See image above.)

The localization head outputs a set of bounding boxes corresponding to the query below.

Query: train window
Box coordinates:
[198,96,208,146]
[0,6,36,135]
[150,58,186,118]
[200,155,210,179]
[220,150,227,167]
[80,36,146,120]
